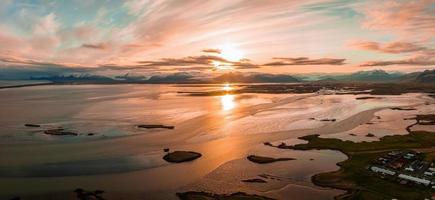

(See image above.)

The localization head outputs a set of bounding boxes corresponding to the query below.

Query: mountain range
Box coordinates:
[19,69,435,84]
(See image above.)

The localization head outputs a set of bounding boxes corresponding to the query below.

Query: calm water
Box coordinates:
[0,84,276,142]
[0,84,432,200]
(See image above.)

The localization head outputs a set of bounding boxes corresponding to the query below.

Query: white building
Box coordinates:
[370,166,396,176]
[398,174,431,186]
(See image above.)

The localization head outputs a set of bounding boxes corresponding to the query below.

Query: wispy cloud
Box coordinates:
[359,58,435,67]
[202,48,221,54]
[350,40,435,67]
[265,57,345,66]
[360,0,435,40]
[349,40,427,54]
[81,43,110,50]
[138,54,259,69]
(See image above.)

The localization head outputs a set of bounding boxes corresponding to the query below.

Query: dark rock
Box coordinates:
[277,142,288,149]
[24,124,41,127]
[163,148,170,152]
[137,124,174,129]
[44,129,78,136]
[263,142,272,146]
[366,133,375,137]
[247,155,295,164]
[9,197,20,200]
[163,151,202,163]
[87,133,95,136]
[309,117,315,120]
[242,178,267,183]
[349,133,356,136]
[320,118,336,122]
[74,188,105,200]
[176,191,275,200]
[390,107,416,111]
[356,96,380,100]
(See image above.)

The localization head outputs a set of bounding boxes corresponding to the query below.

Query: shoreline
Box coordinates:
[275,115,435,199]
[0,86,433,199]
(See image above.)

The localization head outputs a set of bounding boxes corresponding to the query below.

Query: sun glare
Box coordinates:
[213,61,234,70]
[222,83,232,91]
[220,44,244,62]
[221,94,236,111]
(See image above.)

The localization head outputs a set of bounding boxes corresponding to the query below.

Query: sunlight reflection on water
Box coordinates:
[221,94,236,111]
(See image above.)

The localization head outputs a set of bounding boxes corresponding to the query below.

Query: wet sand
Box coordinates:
[0,85,432,199]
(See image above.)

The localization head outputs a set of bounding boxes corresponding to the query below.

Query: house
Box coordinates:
[397,174,431,186]
[370,166,396,176]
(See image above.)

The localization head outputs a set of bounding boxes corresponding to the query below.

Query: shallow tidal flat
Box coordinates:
[0,84,433,200]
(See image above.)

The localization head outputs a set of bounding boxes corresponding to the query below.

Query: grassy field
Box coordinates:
[285,131,435,200]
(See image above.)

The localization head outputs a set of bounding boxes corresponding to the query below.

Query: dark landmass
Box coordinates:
[315,70,403,82]
[0,82,52,89]
[247,155,295,164]
[24,124,41,127]
[356,97,381,100]
[415,114,435,125]
[137,124,175,129]
[163,151,202,163]
[264,113,435,200]
[214,72,300,83]
[15,69,434,85]
[238,82,435,95]
[399,69,435,83]
[242,178,267,183]
[390,107,416,111]
[320,118,336,122]
[74,188,105,200]
[365,133,375,137]
[301,69,435,83]
[43,129,78,136]
[176,191,275,200]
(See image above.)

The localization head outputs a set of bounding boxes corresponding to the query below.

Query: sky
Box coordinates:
[0,0,434,78]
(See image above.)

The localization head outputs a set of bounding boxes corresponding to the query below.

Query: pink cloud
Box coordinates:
[265,57,345,66]
[349,40,427,53]
[361,0,435,40]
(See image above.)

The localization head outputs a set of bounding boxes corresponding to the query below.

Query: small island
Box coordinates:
[163,151,202,163]
[247,155,295,164]
[44,129,78,136]
[137,124,175,129]
[24,124,41,127]
[242,178,267,183]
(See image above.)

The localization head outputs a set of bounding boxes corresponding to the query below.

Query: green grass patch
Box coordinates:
[289,131,435,200]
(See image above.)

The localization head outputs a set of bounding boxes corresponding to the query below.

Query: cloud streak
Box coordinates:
[265,57,346,66]
[360,0,435,40]
[349,40,427,54]
[202,48,221,54]
[359,58,435,67]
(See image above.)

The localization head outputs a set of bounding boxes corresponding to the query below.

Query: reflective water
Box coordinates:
[0,84,432,200]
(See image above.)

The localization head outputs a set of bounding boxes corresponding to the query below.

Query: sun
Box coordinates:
[220,44,244,62]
